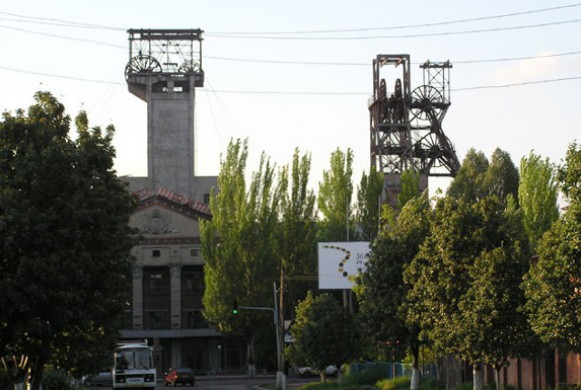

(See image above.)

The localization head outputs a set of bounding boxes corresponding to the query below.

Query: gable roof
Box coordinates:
[133,188,212,220]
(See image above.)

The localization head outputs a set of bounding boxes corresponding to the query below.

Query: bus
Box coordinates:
[112,342,156,389]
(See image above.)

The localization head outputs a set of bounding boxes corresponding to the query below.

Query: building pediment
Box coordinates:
[130,188,211,242]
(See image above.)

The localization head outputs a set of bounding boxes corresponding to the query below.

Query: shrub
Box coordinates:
[344,366,389,386]
[0,368,12,389]
[377,376,411,390]
[454,383,472,390]
[419,378,446,390]
[42,370,72,390]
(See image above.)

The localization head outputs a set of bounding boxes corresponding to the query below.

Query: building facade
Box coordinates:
[119,29,246,375]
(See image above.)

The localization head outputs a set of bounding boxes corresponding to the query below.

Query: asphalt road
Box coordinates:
[90,374,316,390]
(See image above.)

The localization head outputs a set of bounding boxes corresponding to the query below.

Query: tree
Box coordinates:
[518,152,559,253]
[447,148,489,202]
[405,195,531,390]
[200,138,280,376]
[483,148,519,206]
[289,292,359,383]
[318,148,354,241]
[397,169,421,210]
[524,143,581,352]
[357,191,431,390]
[0,92,136,389]
[355,165,384,241]
[278,149,318,315]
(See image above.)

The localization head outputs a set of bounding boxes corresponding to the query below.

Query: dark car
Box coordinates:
[83,372,112,387]
[164,367,195,386]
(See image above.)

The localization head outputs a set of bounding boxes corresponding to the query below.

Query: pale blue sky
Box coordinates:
[1,0,579,195]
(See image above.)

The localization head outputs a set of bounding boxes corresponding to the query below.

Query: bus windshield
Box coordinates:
[115,348,152,370]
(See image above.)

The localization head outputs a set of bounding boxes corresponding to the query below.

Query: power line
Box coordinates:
[2,2,579,36]
[0,11,123,31]
[206,50,581,67]
[0,25,125,49]
[1,67,579,94]
[208,18,581,40]
[209,2,581,35]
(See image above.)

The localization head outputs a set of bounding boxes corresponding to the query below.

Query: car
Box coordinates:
[83,372,112,387]
[298,365,338,377]
[164,367,195,386]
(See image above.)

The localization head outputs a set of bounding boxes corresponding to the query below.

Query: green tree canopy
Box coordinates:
[289,292,359,382]
[357,191,431,389]
[200,138,280,376]
[483,148,519,206]
[405,195,531,390]
[318,148,354,241]
[447,148,489,202]
[277,148,318,316]
[524,143,581,352]
[397,169,421,210]
[355,165,384,241]
[0,92,136,389]
[518,151,559,253]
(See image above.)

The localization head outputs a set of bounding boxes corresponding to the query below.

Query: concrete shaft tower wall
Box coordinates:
[146,78,196,198]
[127,74,200,198]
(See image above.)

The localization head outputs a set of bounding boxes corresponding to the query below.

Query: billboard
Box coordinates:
[318,242,370,290]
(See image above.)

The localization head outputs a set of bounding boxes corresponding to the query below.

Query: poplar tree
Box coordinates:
[355,165,384,241]
[518,151,559,253]
[200,138,280,377]
[317,148,354,241]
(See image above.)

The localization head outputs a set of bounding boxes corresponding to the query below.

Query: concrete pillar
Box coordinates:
[170,265,182,330]
[132,266,143,330]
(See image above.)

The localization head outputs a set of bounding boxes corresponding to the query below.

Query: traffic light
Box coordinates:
[232,300,239,314]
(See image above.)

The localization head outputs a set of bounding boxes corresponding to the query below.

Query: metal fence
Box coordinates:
[349,362,411,379]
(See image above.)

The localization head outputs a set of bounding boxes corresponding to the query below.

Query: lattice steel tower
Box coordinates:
[125,29,204,198]
[368,54,459,206]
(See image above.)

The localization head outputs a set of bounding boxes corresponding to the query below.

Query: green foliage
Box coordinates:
[42,370,72,390]
[200,138,280,371]
[289,292,360,377]
[318,148,355,241]
[419,379,446,390]
[447,148,489,202]
[377,376,410,390]
[453,383,473,390]
[397,169,421,210]
[344,366,389,386]
[0,92,135,385]
[356,165,384,241]
[0,368,12,389]
[405,194,532,366]
[483,148,519,206]
[357,192,431,361]
[524,145,581,352]
[278,148,318,315]
[518,151,559,253]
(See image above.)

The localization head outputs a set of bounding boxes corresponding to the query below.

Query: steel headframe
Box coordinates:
[125,29,204,80]
[368,54,459,179]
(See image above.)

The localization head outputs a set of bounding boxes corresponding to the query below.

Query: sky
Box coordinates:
[1,0,580,198]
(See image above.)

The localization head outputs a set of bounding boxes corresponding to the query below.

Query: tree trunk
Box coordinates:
[473,364,483,390]
[495,366,501,390]
[247,335,256,377]
[411,344,420,390]
[320,370,327,383]
[29,357,45,390]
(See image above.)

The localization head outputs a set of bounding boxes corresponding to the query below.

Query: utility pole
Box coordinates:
[235,283,285,390]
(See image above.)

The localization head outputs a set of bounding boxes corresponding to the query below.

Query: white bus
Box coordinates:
[112,342,156,389]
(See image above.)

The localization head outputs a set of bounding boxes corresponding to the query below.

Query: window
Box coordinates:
[152,249,161,258]
[190,248,198,257]
[203,193,210,204]
[149,273,163,294]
